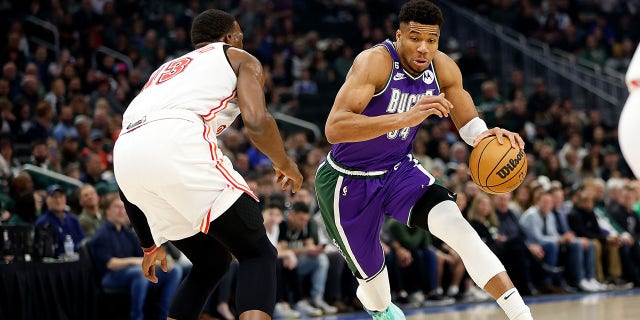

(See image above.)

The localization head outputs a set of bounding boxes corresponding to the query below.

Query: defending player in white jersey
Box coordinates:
[113,9,303,320]
[619,44,640,178]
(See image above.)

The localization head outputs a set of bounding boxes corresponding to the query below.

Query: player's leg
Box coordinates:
[315,161,403,319]
[411,186,531,320]
[169,233,232,319]
[386,156,531,320]
[207,193,278,320]
[619,90,640,178]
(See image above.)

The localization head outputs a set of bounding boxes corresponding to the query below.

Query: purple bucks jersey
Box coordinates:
[331,40,441,171]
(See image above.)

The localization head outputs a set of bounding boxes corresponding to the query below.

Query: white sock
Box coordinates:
[446,285,459,296]
[356,267,391,312]
[496,288,532,320]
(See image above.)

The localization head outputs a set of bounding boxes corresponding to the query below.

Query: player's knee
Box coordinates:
[243,234,277,264]
[409,184,457,230]
[426,200,464,239]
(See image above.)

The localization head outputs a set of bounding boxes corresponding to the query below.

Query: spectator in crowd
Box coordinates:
[43,78,67,114]
[7,171,41,224]
[608,186,640,242]
[493,192,550,295]
[262,202,301,319]
[470,193,531,295]
[387,219,456,304]
[474,80,505,122]
[25,139,59,190]
[91,193,182,320]
[606,185,640,286]
[51,105,77,144]
[582,178,630,282]
[35,184,84,256]
[278,202,337,316]
[305,188,352,312]
[25,101,54,141]
[80,151,108,186]
[77,184,103,237]
[59,132,81,169]
[527,79,554,117]
[567,188,638,287]
[520,191,574,293]
[509,184,533,217]
[0,136,18,190]
[457,41,489,96]
[73,115,92,150]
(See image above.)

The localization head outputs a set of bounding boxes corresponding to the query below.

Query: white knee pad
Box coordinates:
[427,201,505,288]
[356,266,391,312]
[619,91,640,178]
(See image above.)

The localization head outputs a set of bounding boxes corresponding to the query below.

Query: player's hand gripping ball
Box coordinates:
[468,137,527,194]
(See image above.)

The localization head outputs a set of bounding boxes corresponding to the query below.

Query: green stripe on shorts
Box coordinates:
[315,162,364,278]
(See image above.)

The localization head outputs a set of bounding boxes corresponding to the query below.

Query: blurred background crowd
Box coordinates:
[1,0,640,319]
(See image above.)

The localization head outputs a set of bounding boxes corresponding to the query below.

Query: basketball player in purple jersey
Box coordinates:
[315,1,532,319]
[619,44,640,178]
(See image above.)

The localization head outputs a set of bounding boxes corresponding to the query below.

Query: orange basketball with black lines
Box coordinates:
[468,137,527,194]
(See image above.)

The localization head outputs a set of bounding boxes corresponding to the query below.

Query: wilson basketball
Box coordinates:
[468,137,527,194]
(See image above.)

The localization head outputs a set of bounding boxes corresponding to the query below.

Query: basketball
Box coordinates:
[468,137,527,194]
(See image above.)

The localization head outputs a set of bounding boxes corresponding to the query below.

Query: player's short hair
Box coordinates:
[191,9,236,46]
[398,0,444,27]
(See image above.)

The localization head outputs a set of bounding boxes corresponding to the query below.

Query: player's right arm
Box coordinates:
[228,48,302,192]
[325,47,452,144]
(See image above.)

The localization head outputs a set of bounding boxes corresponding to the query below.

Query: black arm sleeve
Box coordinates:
[119,190,155,248]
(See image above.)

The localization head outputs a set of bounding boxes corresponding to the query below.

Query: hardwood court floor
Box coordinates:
[329,289,640,320]
[407,289,640,320]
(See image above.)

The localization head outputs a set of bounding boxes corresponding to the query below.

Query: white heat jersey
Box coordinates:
[627,45,640,93]
[123,42,240,135]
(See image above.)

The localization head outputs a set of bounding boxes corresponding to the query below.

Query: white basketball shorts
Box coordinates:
[619,91,640,178]
[113,109,258,245]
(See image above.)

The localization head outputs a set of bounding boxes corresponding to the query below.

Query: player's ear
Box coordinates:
[224,33,231,44]
[395,29,401,42]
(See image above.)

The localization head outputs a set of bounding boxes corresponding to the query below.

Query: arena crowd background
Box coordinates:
[1,1,639,319]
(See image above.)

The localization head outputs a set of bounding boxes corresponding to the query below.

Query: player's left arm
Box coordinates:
[435,52,524,149]
[119,190,168,282]
[119,190,155,249]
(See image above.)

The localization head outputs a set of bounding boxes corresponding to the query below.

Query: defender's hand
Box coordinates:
[473,127,525,149]
[142,246,168,283]
[274,158,303,193]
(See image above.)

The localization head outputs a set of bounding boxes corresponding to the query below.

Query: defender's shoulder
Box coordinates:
[226,47,261,75]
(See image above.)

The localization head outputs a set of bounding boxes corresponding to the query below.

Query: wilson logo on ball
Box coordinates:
[495,150,525,179]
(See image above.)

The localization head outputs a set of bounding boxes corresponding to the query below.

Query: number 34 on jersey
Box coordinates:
[386,88,435,140]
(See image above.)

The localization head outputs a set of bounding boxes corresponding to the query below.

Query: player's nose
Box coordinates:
[417,41,429,53]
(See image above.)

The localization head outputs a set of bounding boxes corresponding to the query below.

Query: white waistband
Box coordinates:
[121,109,204,134]
[325,153,387,177]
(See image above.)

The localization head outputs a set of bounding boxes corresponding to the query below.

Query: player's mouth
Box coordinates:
[414,59,428,67]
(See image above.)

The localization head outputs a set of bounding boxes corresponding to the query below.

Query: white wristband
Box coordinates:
[459,117,488,146]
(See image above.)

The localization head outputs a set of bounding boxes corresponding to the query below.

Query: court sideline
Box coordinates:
[321,289,640,320]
